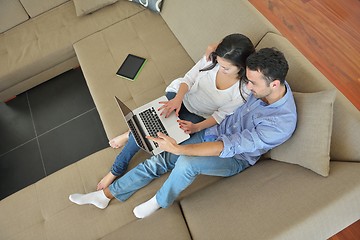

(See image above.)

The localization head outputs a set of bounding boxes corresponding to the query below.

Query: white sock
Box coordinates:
[69,190,110,209]
[133,195,161,219]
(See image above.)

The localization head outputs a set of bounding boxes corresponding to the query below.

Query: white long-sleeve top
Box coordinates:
[166,56,249,124]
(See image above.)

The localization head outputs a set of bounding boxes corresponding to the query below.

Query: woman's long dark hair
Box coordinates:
[200,33,255,101]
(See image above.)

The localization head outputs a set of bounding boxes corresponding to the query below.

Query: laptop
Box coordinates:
[115,96,190,155]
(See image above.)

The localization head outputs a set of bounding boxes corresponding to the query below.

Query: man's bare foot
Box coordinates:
[97,172,117,190]
[109,131,130,149]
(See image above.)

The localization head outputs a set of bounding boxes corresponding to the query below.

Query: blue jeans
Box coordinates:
[109,130,250,208]
[110,92,205,176]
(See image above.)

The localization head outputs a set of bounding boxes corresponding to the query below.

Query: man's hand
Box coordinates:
[205,42,219,61]
[147,132,180,154]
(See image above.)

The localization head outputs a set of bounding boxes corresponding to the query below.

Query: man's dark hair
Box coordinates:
[246,47,289,85]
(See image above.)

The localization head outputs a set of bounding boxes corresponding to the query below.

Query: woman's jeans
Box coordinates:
[109,130,250,208]
[110,92,205,176]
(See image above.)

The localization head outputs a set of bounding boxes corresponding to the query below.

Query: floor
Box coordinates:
[0,68,109,200]
[328,219,360,240]
[249,0,360,110]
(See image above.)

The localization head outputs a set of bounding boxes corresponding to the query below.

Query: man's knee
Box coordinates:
[174,156,198,175]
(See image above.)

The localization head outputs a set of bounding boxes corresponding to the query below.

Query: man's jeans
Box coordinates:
[110,91,205,176]
[109,130,250,208]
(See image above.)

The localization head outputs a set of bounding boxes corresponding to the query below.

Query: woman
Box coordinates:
[97,33,255,190]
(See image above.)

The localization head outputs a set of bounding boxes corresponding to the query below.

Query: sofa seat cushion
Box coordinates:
[74,9,194,139]
[101,203,191,240]
[0,147,116,240]
[256,33,360,162]
[0,0,144,101]
[181,160,360,240]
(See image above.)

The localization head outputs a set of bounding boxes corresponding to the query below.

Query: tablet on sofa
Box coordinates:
[116,54,147,81]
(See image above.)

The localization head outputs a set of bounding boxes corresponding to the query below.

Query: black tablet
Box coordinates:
[116,54,147,81]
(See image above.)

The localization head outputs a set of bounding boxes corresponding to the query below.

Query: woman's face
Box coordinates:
[216,56,240,77]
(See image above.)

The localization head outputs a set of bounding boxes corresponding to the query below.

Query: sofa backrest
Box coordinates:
[0,0,29,33]
[161,0,279,62]
[0,0,70,34]
[20,0,69,18]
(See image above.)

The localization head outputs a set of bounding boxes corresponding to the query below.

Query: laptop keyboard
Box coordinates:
[139,107,168,147]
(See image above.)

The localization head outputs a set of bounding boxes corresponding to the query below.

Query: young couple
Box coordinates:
[69,33,297,219]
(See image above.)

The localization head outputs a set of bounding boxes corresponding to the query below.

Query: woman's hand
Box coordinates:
[158,97,183,118]
[178,119,199,134]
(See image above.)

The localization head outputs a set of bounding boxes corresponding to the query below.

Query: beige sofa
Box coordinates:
[1,0,359,239]
[0,0,145,102]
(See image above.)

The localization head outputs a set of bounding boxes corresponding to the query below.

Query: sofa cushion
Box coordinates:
[73,0,118,17]
[270,90,336,177]
[20,0,69,18]
[101,203,191,240]
[129,0,163,13]
[0,185,45,239]
[180,160,360,240]
[256,33,360,162]
[0,0,29,33]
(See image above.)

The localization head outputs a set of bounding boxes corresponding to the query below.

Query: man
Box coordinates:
[69,48,297,219]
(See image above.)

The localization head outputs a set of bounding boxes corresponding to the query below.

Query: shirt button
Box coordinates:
[247,108,250,112]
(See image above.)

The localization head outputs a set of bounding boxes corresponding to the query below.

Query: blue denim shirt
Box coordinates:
[204,82,297,165]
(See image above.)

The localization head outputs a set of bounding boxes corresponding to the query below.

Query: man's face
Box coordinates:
[245,67,272,99]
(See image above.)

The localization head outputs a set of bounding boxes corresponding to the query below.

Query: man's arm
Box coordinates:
[205,42,219,61]
[147,132,224,156]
